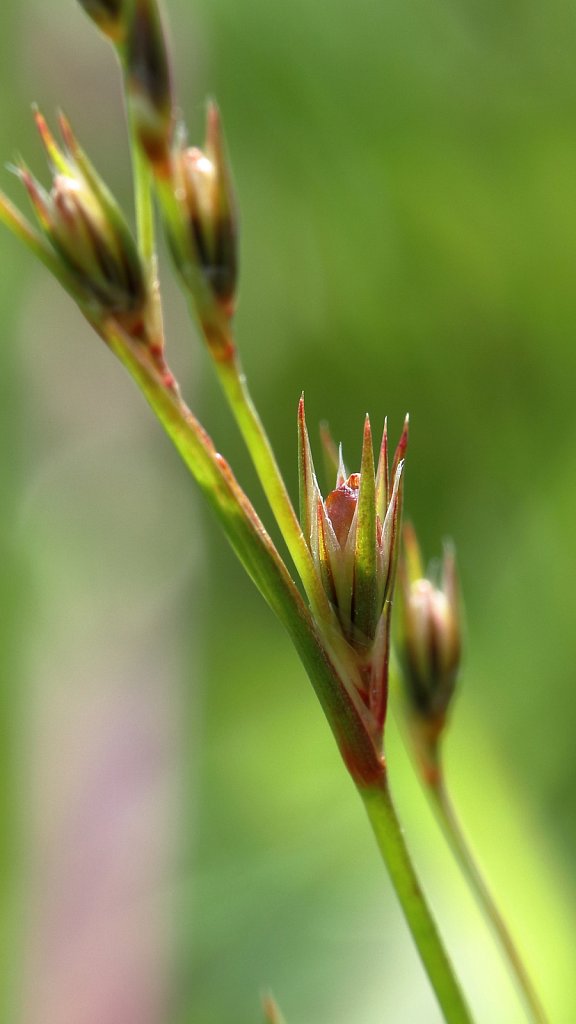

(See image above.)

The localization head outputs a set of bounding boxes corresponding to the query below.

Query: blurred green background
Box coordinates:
[0,0,575,1021]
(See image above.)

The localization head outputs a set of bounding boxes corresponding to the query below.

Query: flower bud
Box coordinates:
[299,400,407,730]
[77,0,125,41]
[124,0,174,170]
[17,110,146,327]
[300,410,406,650]
[161,102,238,320]
[397,524,461,724]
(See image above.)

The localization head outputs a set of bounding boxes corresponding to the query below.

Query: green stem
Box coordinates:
[360,778,475,1024]
[428,776,549,1024]
[124,89,165,348]
[216,352,297,538]
[129,121,155,270]
[214,348,352,654]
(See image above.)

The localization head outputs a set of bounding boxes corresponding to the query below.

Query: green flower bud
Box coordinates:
[161,102,238,320]
[17,110,146,327]
[300,408,407,653]
[397,524,461,725]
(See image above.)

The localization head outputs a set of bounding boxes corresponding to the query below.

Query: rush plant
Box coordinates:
[0,2,548,1022]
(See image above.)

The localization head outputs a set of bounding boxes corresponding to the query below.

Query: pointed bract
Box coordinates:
[297,395,320,547]
[319,420,340,487]
[391,412,409,483]
[375,417,389,521]
[353,415,378,645]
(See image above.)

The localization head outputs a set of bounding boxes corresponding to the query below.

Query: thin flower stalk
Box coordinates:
[396,524,549,1024]
[428,775,549,1024]
[361,780,473,1024]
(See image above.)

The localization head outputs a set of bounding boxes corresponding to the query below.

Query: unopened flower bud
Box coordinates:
[300,401,407,647]
[77,0,125,41]
[397,524,461,725]
[18,110,146,326]
[298,403,408,734]
[162,102,238,320]
[124,0,174,169]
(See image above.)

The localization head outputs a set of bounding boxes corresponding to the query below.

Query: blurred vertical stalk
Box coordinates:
[360,780,475,1024]
[427,776,549,1024]
[0,5,27,1004]
[394,524,549,1023]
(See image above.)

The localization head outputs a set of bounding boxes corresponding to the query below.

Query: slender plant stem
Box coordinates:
[127,104,155,271]
[360,778,475,1024]
[214,347,352,651]
[124,92,166,350]
[216,351,300,540]
[428,776,548,1024]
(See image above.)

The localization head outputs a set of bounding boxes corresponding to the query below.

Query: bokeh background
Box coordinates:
[0,1,575,1021]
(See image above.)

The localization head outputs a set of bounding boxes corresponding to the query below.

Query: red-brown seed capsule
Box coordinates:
[325,473,360,547]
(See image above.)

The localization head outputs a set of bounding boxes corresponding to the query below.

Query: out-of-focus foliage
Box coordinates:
[0,1,575,1022]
